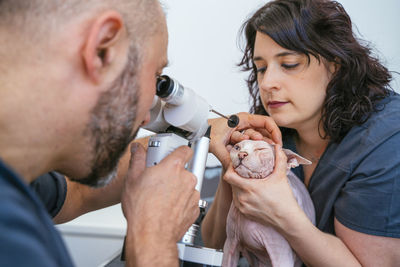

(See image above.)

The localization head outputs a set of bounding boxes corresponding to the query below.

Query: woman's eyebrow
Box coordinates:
[275,51,299,58]
[253,51,299,61]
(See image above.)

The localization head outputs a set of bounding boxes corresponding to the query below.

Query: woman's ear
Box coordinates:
[329,58,340,74]
[282,148,312,169]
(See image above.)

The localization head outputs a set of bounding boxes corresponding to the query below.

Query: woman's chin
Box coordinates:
[269,116,294,129]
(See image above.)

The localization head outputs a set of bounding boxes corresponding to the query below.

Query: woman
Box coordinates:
[204,0,400,266]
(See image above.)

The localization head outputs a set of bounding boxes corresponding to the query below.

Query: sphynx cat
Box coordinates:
[223,140,315,267]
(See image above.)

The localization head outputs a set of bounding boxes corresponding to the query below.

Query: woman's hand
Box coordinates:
[203,113,282,248]
[209,112,282,169]
[223,145,300,229]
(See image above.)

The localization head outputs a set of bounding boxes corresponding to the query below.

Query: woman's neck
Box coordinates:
[294,125,330,162]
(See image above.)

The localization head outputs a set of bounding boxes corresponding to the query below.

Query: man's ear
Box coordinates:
[82,11,126,84]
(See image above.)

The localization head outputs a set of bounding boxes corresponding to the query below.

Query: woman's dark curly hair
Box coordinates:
[239,0,393,142]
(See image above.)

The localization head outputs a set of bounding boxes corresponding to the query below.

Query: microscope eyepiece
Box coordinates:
[156,75,174,98]
[155,75,185,105]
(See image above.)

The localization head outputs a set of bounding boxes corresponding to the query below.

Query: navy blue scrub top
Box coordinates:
[283,93,400,238]
[0,160,74,267]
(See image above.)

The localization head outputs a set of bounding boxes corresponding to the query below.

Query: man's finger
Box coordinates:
[178,191,200,240]
[128,143,146,178]
[160,145,193,168]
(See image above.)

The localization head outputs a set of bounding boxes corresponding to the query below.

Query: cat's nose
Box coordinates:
[238,152,248,160]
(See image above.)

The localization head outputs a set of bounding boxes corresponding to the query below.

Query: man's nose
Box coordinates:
[238,152,248,160]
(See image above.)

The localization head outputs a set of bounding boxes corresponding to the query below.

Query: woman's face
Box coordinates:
[253,31,335,132]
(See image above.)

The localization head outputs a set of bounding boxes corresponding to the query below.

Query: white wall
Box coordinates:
[57,204,126,267]
[138,0,400,163]
[62,1,400,266]
[159,0,400,118]
[340,0,400,91]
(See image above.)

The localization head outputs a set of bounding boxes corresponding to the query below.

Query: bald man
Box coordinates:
[0,1,200,266]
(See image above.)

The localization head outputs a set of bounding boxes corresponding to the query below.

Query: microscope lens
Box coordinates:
[156,75,174,98]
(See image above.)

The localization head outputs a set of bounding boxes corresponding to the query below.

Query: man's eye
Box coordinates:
[282,63,299,69]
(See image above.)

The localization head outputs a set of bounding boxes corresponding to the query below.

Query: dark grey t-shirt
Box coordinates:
[30,172,67,218]
[284,93,400,238]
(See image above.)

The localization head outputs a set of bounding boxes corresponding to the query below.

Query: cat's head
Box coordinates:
[229,140,311,179]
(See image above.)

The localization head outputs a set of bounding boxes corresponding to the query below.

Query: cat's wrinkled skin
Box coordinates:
[223,140,315,267]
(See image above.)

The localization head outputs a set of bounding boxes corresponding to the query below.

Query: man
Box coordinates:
[0,0,283,266]
[0,0,200,266]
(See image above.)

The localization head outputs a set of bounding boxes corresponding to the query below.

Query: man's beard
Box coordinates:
[71,45,141,188]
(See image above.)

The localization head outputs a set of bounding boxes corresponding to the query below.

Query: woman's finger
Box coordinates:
[272,145,288,177]
[230,129,265,144]
[242,129,264,140]
[236,113,282,146]
[230,131,249,144]
[223,165,252,189]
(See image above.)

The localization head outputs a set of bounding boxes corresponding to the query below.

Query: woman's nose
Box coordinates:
[259,67,281,92]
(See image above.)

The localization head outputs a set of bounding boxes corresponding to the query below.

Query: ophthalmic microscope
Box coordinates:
[118,75,239,267]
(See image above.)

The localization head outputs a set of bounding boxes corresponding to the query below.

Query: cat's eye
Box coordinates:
[234,145,240,150]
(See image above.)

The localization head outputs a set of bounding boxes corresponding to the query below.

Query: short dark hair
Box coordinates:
[0,0,161,46]
[239,0,393,142]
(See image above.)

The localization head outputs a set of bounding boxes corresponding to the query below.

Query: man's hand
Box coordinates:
[121,143,200,266]
[51,137,150,224]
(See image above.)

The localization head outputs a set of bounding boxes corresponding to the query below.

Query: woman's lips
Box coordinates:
[268,101,289,109]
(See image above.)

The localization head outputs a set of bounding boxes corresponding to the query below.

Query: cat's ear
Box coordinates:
[282,148,312,169]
